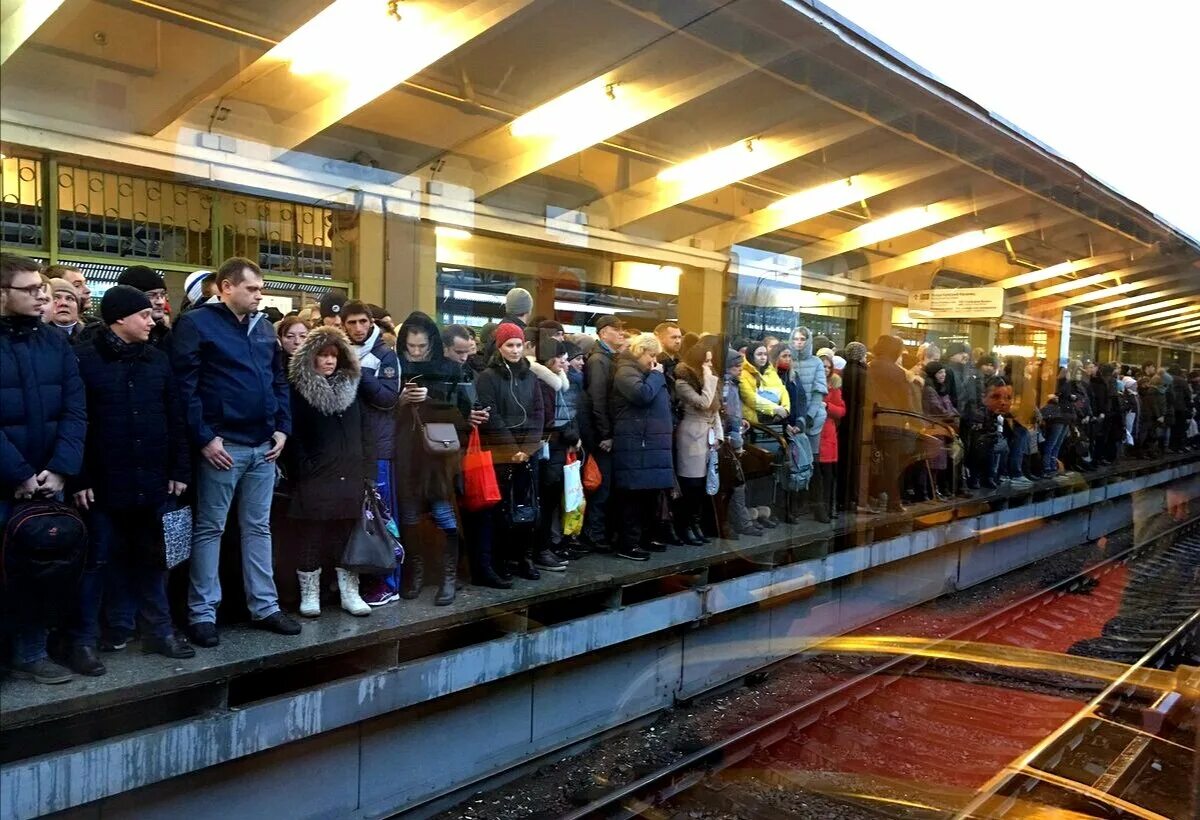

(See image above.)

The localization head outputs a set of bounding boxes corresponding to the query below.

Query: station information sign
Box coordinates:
[908,287,1005,319]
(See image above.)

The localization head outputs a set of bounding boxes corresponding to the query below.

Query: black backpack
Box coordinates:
[2,500,87,617]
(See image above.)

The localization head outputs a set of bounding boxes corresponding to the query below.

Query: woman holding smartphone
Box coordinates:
[475,322,549,579]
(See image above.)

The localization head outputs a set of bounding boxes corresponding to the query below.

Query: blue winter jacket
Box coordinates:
[789,327,828,435]
[0,316,87,495]
[610,352,675,491]
[171,301,291,448]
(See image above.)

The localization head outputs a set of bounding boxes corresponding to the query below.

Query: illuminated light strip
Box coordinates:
[1005,269,1125,304]
[591,120,871,228]
[1103,304,1200,331]
[854,213,1071,281]
[798,190,1021,265]
[1,0,67,64]
[1159,319,1200,339]
[682,159,954,250]
[1093,294,1198,322]
[1068,288,1180,317]
[1031,266,1181,313]
[993,251,1127,290]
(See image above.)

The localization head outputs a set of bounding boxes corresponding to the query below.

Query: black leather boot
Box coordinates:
[400,529,424,600]
[471,530,513,589]
[688,522,712,544]
[435,533,459,606]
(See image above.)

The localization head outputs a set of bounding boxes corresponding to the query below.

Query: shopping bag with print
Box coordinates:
[563,451,584,513]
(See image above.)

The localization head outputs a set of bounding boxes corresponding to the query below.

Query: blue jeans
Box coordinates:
[70,506,173,646]
[189,441,280,624]
[398,497,457,532]
[2,498,53,664]
[1005,424,1028,478]
[1042,424,1068,474]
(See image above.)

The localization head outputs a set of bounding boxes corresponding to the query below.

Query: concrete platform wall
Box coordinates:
[13,465,1200,820]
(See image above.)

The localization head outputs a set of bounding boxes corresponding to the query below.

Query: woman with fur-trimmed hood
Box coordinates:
[285,326,375,618]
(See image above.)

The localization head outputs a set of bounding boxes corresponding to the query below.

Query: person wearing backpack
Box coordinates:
[1,253,87,684]
[67,286,195,676]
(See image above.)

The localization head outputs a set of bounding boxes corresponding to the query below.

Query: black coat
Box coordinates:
[610,353,675,491]
[285,329,374,521]
[0,316,86,496]
[73,330,191,509]
[477,354,545,460]
[584,343,617,444]
[838,358,867,476]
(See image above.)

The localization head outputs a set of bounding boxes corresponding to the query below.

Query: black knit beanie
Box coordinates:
[117,265,166,292]
[101,285,153,324]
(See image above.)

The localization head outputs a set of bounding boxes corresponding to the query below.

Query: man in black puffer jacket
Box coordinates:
[67,286,195,676]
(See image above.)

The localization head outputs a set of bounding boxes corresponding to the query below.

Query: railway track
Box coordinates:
[561,516,1200,820]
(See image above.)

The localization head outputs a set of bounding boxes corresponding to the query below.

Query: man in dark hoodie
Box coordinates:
[172,257,299,646]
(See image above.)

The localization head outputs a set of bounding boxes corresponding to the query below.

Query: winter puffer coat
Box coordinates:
[476,354,546,462]
[789,327,828,433]
[584,342,617,445]
[819,380,845,465]
[610,352,675,490]
[73,328,190,509]
[0,316,86,495]
[285,327,374,520]
[674,363,723,479]
[352,323,400,460]
[739,359,789,424]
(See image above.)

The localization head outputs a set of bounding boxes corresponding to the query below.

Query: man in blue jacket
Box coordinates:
[1,254,87,683]
[172,257,299,646]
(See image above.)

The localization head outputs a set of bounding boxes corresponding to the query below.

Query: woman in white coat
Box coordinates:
[674,336,725,546]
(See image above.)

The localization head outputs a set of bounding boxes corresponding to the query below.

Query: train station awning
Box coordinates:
[1,0,1197,343]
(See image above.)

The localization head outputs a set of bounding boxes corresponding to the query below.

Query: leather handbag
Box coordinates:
[414,407,460,455]
[342,484,404,574]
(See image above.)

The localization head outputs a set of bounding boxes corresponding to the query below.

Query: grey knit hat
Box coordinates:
[505,287,533,316]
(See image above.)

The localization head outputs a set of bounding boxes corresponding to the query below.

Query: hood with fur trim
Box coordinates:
[528,357,569,391]
[289,326,361,415]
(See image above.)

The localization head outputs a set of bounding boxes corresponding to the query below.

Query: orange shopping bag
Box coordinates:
[582,453,603,494]
[462,427,501,511]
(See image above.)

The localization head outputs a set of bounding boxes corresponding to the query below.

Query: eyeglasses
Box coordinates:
[3,284,48,298]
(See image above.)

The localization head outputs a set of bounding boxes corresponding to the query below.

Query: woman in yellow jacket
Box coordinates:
[739,341,790,424]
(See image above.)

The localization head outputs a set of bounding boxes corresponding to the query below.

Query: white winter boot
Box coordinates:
[336,568,371,617]
[297,569,321,617]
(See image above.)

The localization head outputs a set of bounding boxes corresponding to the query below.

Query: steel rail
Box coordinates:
[556,512,1200,820]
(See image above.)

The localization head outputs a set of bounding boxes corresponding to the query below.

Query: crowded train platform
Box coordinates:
[1,1,1198,818]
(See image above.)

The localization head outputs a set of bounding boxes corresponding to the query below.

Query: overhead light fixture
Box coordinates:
[994,344,1035,358]
[442,289,504,305]
[994,252,1127,290]
[817,291,847,303]
[553,300,633,315]
[510,77,639,139]
[1006,270,1124,304]
[435,226,472,241]
[657,137,761,184]
[999,322,1015,329]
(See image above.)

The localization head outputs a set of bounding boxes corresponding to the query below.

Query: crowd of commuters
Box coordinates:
[3,251,1199,684]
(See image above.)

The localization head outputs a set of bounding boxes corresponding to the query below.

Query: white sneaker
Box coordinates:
[297,569,321,618]
[336,568,371,617]
[1010,476,1034,488]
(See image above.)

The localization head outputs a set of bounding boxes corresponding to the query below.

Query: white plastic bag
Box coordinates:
[563,455,584,513]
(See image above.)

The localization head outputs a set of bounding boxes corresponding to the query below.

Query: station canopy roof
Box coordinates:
[2,0,1198,343]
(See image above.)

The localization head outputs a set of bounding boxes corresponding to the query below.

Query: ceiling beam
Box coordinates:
[1092,294,1199,323]
[1,0,68,64]
[796,189,1022,265]
[156,0,533,151]
[1005,269,1127,305]
[1106,306,1200,333]
[852,213,1071,281]
[679,158,954,251]
[587,120,871,228]
[1031,264,1184,314]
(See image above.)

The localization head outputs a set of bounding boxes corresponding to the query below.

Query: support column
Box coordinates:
[383,211,437,320]
[677,265,727,336]
[859,297,894,346]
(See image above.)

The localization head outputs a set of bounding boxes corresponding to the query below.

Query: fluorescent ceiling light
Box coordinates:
[442,289,504,305]
[855,214,1071,281]
[1112,307,1200,332]
[435,226,472,241]
[1006,270,1124,304]
[553,300,634,315]
[999,322,1015,329]
[994,252,1127,290]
